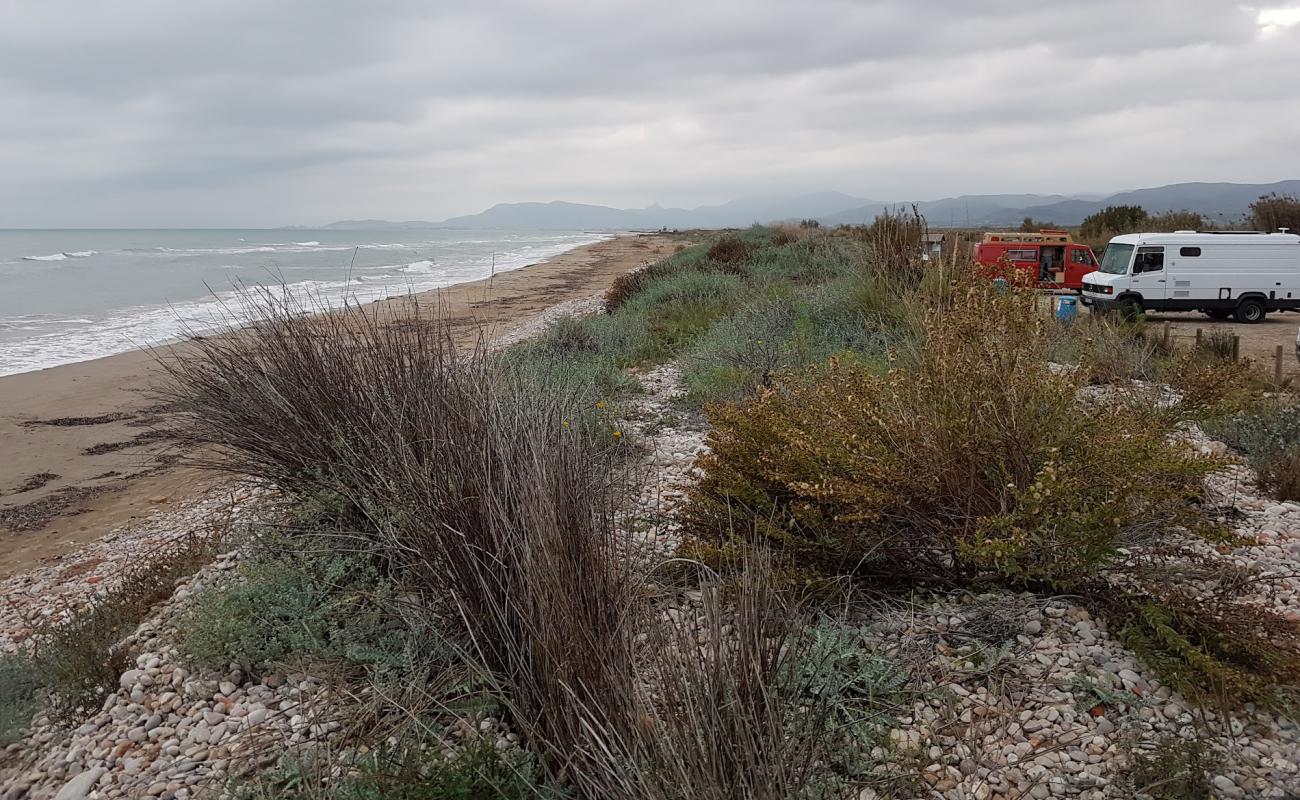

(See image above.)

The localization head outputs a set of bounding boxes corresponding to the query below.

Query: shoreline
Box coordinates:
[0,233,682,577]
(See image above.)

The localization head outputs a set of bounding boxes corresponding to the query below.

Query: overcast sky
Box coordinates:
[2,1,1298,228]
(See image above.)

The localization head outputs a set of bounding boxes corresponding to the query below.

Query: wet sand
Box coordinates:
[0,233,682,576]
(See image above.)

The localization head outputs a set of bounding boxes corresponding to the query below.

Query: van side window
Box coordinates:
[1179,246,1202,257]
[1070,249,1092,265]
[1135,246,1165,273]
[1006,249,1036,261]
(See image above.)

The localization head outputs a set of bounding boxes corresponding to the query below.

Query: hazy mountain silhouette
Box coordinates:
[316,181,1300,230]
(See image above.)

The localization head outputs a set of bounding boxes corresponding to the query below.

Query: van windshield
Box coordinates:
[1098,243,1134,275]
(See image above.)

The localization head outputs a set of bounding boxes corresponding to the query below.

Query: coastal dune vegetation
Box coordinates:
[5,217,1300,798]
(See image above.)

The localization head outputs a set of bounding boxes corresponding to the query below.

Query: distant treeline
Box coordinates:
[1018,193,1300,251]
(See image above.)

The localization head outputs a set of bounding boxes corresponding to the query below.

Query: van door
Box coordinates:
[1130,246,1167,308]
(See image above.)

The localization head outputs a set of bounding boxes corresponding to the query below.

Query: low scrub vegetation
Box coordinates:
[231,738,550,800]
[0,531,221,737]
[685,279,1218,586]
[1204,403,1300,500]
[1250,192,1300,233]
[682,276,1300,705]
[140,221,1300,797]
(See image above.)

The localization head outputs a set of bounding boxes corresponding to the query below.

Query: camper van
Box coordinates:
[1080,231,1300,322]
[972,230,1099,290]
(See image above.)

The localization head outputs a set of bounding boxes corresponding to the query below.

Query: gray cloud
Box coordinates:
[0,0,1296,226]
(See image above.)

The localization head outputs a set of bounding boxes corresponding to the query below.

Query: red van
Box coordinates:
[973,231,1099,291]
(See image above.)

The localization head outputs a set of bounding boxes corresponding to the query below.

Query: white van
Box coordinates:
[1080,231,1300,323]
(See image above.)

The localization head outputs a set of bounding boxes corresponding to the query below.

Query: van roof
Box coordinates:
[1109,232,1300,246]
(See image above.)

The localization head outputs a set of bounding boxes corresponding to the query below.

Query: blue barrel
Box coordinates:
[1056,296,1078,323]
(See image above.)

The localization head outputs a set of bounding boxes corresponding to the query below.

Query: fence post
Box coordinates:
[1232,335,1241,361]
[1162,321,1171,349]
[1195,328,1203,348]
[1276,344,1284,384]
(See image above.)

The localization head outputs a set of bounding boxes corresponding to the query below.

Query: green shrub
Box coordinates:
[1118,735,1219,800]
[1108,584,1300,708]
[1257,447,1300,501]
[25,533,219,719]
[1203,403,1300,460]
[1162,350,1269,419]
[1204,403,1300,500]
[0,654,42,744]
[682,288,898,408]
[705,236,751,265]
[683,279,1218,587]
[180,540,440,674]
[232,737,551,800]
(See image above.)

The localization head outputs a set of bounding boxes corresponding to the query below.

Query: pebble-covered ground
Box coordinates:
[4,341,1300,798]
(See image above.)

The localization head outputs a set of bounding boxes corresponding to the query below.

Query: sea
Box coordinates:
[0,228,612,377]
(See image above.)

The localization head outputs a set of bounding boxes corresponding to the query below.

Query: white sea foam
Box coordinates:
[0,231,615,376]
[23,250,99,261]
[399,260,438,274]
[294,241,321,246]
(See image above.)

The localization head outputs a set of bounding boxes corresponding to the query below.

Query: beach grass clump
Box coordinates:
[553,550,893,800]
[157,295,645,784]
[1047,314,1165,384]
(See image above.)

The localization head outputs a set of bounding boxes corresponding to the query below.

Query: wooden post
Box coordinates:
[1050,295,1057,319]
[1276,344,1285,384]
[1162,321,1171,349]
[1232,335,1241,361]
[1195,328,1203,348]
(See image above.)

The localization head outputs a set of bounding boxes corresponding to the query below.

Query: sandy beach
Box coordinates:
[0,233,682,577]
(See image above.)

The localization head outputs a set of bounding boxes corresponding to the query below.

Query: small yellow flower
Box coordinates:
[562,419,570,428]
[595,400,606,410]
[612,430,622,439]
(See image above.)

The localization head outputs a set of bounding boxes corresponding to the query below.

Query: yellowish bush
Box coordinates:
[683,279,1220,587]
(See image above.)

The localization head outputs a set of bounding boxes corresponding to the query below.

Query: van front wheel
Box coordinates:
[1235,298,1267,324]
[1115,297,1143,320]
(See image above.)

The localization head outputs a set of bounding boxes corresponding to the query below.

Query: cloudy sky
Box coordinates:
[2,1,1298,227]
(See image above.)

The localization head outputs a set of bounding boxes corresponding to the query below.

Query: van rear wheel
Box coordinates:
[1235,298,1267,324]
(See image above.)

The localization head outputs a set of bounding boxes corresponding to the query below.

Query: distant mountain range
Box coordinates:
[315,180,1300,231]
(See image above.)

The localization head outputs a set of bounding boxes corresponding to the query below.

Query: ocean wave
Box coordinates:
[399,260,438,274]
[294,241,321,246]
[22,250,99,261]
